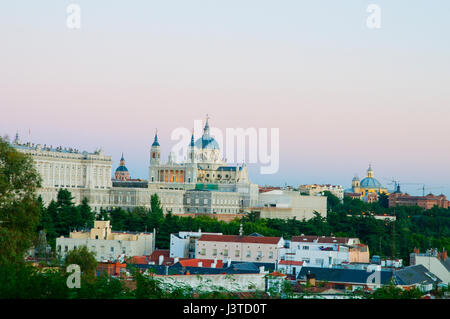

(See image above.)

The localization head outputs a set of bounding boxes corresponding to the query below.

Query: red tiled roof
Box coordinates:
[198,234,281,244]
[129,256,150,264]
[149,250,174,265]
[291,236,349,244]
[179,258,224,268]
[279,260,304,266]
[267,271,287,277]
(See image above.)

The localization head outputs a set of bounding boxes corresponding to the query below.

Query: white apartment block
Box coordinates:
[195,234,284,263]
[56,221,154,262]
[170,231,223,259]
[279,235,370,268]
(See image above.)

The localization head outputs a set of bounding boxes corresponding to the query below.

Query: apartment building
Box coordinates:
[280,235,370,268]
[56,221,154,262]
[195,234,284,263]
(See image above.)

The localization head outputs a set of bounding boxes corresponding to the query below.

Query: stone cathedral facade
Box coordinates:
[11,118,258,215]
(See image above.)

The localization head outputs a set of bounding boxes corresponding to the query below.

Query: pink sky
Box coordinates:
[1,1,449,195]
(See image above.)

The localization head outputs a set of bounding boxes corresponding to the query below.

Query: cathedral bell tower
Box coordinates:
[187,130,196,163]
[150,131,160,165]
[149,130,160,183]
[352,175,361,194]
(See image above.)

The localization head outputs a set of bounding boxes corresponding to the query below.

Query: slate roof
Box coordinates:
[441,258,450,273]
[297,267,394,285]
[127,260,276,276]
[394,265,442,286]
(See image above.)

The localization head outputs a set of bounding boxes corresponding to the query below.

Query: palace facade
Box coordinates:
[11,118,258,214]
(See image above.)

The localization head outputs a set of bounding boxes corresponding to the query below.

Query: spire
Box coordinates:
[367,163,374,178]
[189,129,195,147]
[203,114,210,137]
[152,129,160,147]
[120,153,125,166]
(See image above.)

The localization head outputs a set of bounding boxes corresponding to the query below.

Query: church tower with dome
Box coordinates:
[114,153,130,181]
[346,164,388,201]
[148,116,250,187]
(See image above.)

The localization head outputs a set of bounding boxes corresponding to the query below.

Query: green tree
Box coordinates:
[0,137,41,265]
[64,246,98,280]
[78,197,95,230]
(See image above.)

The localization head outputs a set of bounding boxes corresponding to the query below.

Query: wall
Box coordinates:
[155,273,266,292]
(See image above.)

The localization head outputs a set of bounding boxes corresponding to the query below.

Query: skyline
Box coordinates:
[1,1,450,196]
[5,122,448,198]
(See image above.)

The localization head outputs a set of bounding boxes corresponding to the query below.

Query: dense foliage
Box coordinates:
[0,137,41,265]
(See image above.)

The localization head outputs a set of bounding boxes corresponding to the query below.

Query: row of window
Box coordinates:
[57,244,128,255]
[300,257,332,265]
[186,198,239,205]
[199,248,274,259]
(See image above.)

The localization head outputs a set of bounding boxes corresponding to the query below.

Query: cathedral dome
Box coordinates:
[360,177,382,189]
[115,165,128,172]
[194,136,220,150]
[195,116,220,150]
[359,164,382,189]
[115,153,130,180]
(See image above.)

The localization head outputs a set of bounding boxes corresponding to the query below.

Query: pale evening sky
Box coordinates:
[1,1,449,196]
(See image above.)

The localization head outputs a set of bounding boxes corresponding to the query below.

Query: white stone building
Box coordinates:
[195,234,284,263]
[250,190,327,221]
[56,221,154,261]
[279,235,370,268]
[170,231,223,259]
[10,118,258,215]
[12,139,112,211]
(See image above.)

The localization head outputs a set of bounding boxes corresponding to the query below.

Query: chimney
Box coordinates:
[165,265,169,275]
[227,259,231,268]
[159,255,164,265]
[211,262,216,268]
[259,266,265,273]
[413,247,419,255]
[174,257,179,264]
[306,272,316,287]
[443,250,448,260]
[198,261,203,268]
